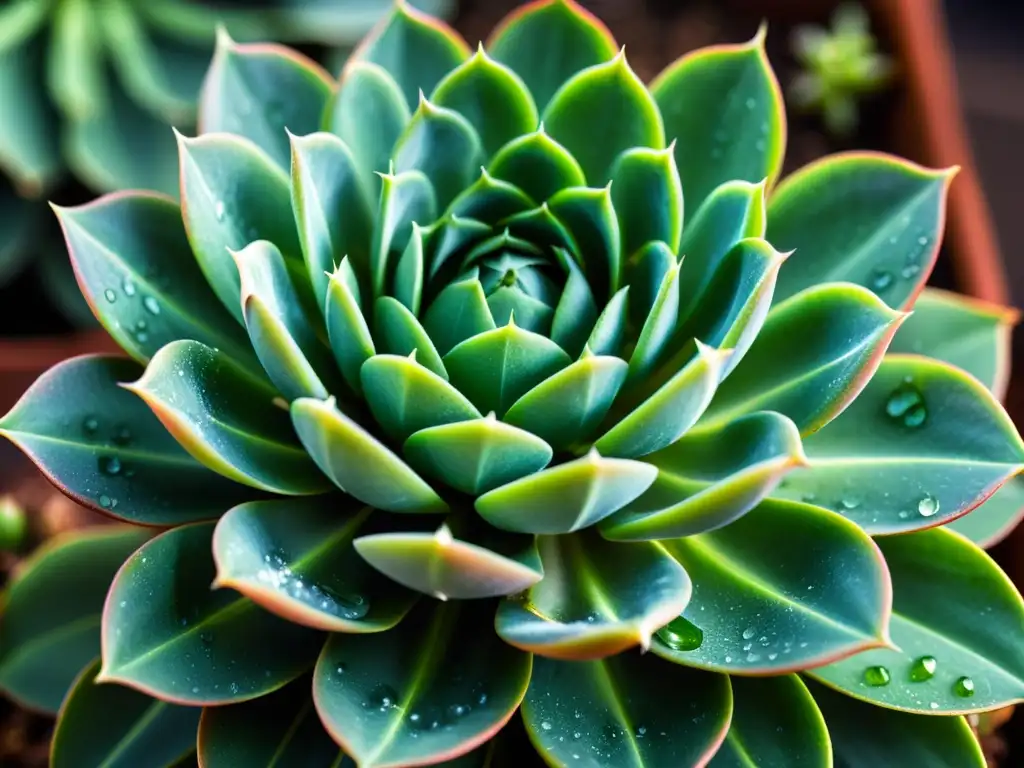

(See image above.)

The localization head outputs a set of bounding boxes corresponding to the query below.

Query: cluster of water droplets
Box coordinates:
[256,549,370,620]
[79,415,137,510]
[863,656,976,702]
[102,275,163,346]
[868,222,931,295]
[709,98,766,160]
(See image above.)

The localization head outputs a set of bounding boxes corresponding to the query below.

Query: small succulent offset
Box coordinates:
[789,3,895,137]
[2,1,1023,765]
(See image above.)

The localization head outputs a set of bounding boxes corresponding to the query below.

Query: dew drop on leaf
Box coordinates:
[215,201,226,221]
[541,721,553,731]
[104,289,117,303]
[863,665,891,686]
[655,616,703,651]
[909,655,938,682]
[122,278,137,297]
[917,495,939,517]
[885,382,927,427]
[869,269,894,293]
[98,455,121,476]
[99,494,117,509]
[840,496,861,510]
[741,627,756,640]
[954,676,975,698]
[143,296,161,315]
[364,684,399,712]
[82,416,100,437]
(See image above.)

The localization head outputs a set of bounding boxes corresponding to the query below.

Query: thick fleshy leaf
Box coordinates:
[769,153,955,308]
[889,287,1017,399]
[47,0,106,119]
[476,451,657,534]
[236,240,336,401]
[291,397,448,514]
[177,132,302,323]
[544,52,665,185]
[652,28,784,213]
[1,355,257,524]
[100,522,323,704]
[433,45,538,158]
[486,0,617,111]
[326,60,411,190]
[504,353,628,452]
[394,222,425,314]
[675,179,767,322]
[611,145,684,257]
[550,253,600,357]
[422,275,497,356]
[51,659,200,768]
[524,654,731,768]
[0,527,150,713]
[948,477,1024,548]
[496,530,690,659]
[708,676,829,768]
[198,676,348,767]
[53,192,257,367]
[598,342,729,460]
[587,285,629,356]
[371,169,437,299]
[443,321,572,417]
[374,296,448,379]
[212,499,416,633]
[624,264,681,384]
[325,260,375,395]
[404,416,552,494]
[291,131,374,312]
[353,2,470,110]
[426,214,492,279]
[128,341,327,495]
[313,600,531,767]
[656,501,891,674]
[624,241,675,330]
[394,97,483,209]
[701,283,905,434]
[446,168,535,224]
[601,412,805,540]
[355,520,543,599]
[199,31,332,169]
[774,355,1024,534]
[808,681,986,768]
[488,128,586,203]
[361,353,481,443]
[548,184,621,299]
[809,527,1024,714]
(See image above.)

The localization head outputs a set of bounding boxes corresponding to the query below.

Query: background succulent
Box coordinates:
[789,2,895,138]
[1,1,1023,766]
[0,0,453,304]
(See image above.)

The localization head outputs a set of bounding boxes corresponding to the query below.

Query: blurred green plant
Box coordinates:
[789,3,895,137]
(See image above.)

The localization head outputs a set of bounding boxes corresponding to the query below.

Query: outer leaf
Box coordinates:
[177,132,302,323]
[198,677,348,767]
[47,0,106,119]
[199,31,333,169]
[504,353,628,452]
[54,192,256,367]
[433,45,539,158]
[708,675,830,768]
[0,34,60,191]
[889,287,1017,399]
[948,478,1024,548]
[100,522,323,705]
[326,260,375,394]
[291,397,448,514]
[0,527,150,713]
[601,412,805,540]
[652,29,785,212]
[0,355,256,524]
[475,451,657,534]
[701,283,906,434]
[587,285,629,356]
[51,659,200,768]
[775,355,1024,534]
[443,320,572,417]
[488,128,586,203]
[496,530,690,659]
[611,145,684,257]
[656,501,891,674]
[809,527,1024,714]
[128,341,327,495]
[212,499,416,633]
[544,52,665,185]
[769,153,955,309]
[313,601,531,768]
[808,681,986,768]
[355,521,543,599]
[523,654,732,768]
[486,0,617,111]
[353,2,470,110]
[291,131,374,313]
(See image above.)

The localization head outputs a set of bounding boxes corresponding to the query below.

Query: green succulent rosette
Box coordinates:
[1,2,1023,766]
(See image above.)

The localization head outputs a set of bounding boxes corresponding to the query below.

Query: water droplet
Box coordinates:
[364,684,399,712]
[869,269,894,292]
[900,263,921,279]
[99,494,117,509]
[954,676,975,697]
[82,416,100,437]
[200,632,213,646]
[541,721,553,731]
[215,201,226,221]
[745,97,756,109]
[909,655,937,682]
[840,496,861,510]
[655,616,703,651]
[917,236,929,246]
[746,652,761,662]
[636,726,647,738]
[755,139,766,152]
[192,686,200,694]
[98,455,122,476]
[929,701,939,709]
[864,666,891,686]
[742,627,756,640]
[119,600,127,608]
[104,289,117,303]
[143,296,161,315]
[885,382,927,427]
[918,495,939,517]
[122,278,137,297]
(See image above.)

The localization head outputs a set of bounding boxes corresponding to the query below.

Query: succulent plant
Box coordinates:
[2,1,1023,766]
[0,0,453,292]
[789,2,894,137]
